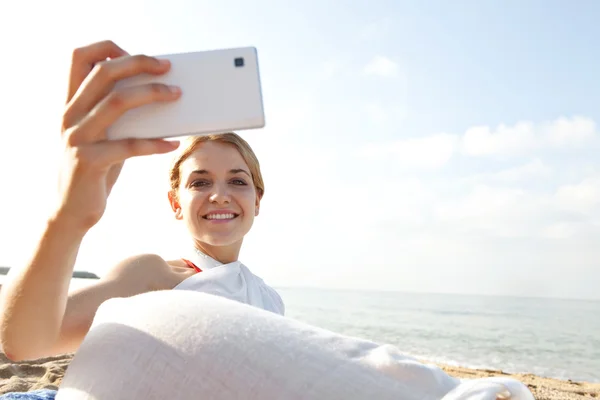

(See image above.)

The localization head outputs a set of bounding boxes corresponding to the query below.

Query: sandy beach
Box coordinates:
[438,364,599,400]
[0,352,597,399]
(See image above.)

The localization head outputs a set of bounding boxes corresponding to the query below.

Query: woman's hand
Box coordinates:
[0,40,183,361]
[56,40,181,232]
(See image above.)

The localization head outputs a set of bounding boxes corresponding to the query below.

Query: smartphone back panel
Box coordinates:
[106,47,265,140]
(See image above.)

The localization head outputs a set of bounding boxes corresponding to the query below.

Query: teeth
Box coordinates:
[206,213,235,220]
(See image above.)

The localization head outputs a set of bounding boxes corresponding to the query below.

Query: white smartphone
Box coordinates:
[106,47,265,140]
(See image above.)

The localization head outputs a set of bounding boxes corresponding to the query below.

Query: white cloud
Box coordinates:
[462,121,536,157]
[352,117,599,244]
[358,116,596,175]
[554,177,600,215]
[359,133,458,169]
[464,158,552,185]
[441,185,529,220]
[461,116,597,157]
[494,158,552,182]
[432,177,600,240]
[364,56,399,78]
[543,116,596,147]
[541,222,583,239]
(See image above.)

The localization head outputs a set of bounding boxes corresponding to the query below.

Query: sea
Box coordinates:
[276,287,600,383]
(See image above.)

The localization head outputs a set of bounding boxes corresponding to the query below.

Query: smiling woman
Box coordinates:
[163,134,283,311]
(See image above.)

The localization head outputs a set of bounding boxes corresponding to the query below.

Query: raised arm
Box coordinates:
[0,40,182,361]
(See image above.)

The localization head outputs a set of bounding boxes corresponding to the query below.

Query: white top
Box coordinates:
[173,248,285,316]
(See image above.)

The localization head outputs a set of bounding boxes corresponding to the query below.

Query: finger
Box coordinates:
[93,138,181,166]
[66,40,129,104]
[66,83,181,145]
[65,55,172,127]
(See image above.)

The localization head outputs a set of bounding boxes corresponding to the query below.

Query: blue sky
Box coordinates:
[0,0,598,299]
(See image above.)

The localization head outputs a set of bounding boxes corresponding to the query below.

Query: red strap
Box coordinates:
[182,258,202,273]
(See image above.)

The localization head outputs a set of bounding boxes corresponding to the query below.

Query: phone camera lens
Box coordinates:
[234,57,244,67]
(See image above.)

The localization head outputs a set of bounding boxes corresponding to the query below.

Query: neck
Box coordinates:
[193,240,242,264]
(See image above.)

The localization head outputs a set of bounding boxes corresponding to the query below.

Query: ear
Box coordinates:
[168,190,184,220]
[254,193,261,217]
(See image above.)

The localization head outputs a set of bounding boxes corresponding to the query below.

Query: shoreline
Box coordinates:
[436,362,600,400]
[415,356,599,386]
[1,353,598,399]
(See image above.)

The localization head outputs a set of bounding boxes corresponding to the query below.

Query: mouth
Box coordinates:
[202,212,240,221]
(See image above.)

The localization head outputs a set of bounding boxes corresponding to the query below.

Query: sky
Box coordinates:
[0,0,599,300]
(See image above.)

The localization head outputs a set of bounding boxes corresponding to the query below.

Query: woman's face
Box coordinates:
[171,141,260,251]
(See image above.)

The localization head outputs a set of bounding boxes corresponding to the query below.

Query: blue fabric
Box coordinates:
[0,390,57,400]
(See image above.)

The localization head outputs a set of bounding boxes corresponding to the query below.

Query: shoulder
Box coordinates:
[103,254,175,291]
[105,253,170,277]
[240,264,286,316]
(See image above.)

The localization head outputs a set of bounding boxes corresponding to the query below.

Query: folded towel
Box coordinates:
[175,248,285,315]
[56,291,534,400]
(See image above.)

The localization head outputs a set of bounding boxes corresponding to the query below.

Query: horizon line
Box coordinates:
[274,284,600,303]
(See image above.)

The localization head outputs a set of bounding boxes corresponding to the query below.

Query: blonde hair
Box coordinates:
[169,132,264,199]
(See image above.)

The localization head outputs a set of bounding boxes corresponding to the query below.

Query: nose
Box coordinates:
[209,182,231,205]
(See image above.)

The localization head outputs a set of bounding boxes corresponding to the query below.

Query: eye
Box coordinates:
[231,178,248,185]
[190,180,210,188]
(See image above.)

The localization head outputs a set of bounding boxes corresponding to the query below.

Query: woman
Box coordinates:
[0,39,283,363]
[0,40,534,400]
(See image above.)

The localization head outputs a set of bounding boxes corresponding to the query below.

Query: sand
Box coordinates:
[0,352,598,399]
[438,364,600,400]
[0,353,70,394]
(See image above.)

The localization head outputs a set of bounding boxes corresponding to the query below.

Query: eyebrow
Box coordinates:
[190,169,251,177]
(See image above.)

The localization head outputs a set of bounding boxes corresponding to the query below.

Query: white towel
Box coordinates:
[56,290,534,400]
[174,248,285,315]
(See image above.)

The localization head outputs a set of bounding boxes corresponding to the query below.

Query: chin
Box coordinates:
[197,232,245,247]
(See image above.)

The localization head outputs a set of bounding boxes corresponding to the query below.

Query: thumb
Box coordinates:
[93,139,181,165]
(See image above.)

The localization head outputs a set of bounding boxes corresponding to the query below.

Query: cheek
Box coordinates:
[180,191,206,214]
[238,190,258,211]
